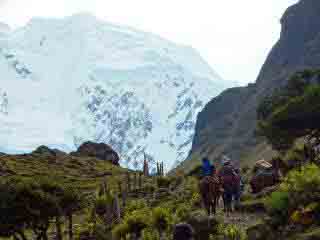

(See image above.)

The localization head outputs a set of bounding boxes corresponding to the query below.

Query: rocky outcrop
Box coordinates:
[32,145,67,158]
[186,211,219,240]
[190,0,320,165]
[71,141,120,165]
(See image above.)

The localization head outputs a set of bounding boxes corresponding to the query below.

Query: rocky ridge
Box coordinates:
[187,0,320,169]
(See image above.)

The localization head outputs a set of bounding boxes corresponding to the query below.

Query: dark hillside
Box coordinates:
[186,0,320,170]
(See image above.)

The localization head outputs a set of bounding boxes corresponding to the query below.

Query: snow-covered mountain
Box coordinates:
[0,23,10,36]
[0,14,234,170]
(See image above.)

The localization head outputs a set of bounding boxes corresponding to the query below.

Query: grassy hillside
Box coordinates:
[0,150,128,192]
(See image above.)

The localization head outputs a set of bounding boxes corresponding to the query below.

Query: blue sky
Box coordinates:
[0,0,298,85]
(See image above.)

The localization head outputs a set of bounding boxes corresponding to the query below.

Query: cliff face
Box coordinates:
[190,0,320,166]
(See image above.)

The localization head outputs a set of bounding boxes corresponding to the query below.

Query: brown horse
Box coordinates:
[199,176,222,215]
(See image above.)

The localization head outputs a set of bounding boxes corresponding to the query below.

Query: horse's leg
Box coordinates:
[224,191,232,216]
[204,197,210,216]
[213,196,217,215]
[209,196,213,216]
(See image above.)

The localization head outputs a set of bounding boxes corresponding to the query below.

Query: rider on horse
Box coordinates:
[201,157,215,177]
[199,157,221,215]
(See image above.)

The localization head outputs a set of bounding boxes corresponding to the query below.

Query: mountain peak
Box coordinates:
[0,22,11,34]
[281,0,320,39]
[0,16,234,169]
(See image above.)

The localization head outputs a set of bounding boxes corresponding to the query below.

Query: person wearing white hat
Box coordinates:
[218,156,240,215]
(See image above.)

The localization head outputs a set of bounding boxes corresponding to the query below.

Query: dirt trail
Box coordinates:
[217,210,265,229]
[211,200,266,230]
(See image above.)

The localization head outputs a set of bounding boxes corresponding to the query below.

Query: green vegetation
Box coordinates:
[3,69,320,240]
[252,69,320,239]
[156,176,172,188]
[257,69,320,151]
[218,224,247,240]
[266,164,320,226]
[0,177,84,240]
[0,152,126,192]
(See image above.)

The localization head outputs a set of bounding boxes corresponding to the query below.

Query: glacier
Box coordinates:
[0,14,234,170]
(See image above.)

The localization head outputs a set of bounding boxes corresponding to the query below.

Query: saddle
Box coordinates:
[200,176,222,194]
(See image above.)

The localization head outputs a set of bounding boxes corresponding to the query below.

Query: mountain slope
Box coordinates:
[0,14,233,170]
[184,0,320,171]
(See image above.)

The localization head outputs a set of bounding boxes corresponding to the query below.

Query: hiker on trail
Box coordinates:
[201,157,215,177]
[218,156,239,215]
[173,223,194,240]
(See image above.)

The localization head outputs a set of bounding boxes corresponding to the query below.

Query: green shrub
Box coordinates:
[182,177,199,200]
[124,199,148,217]
[94,195,111,216]
[187,164,202,177]
[266,164,320,226]
[0,177,85,239]
[280,164,320,195]
[174,204,192,223]
[142,183,156,193]
[187,209,220,240]
[283,144,306,169]
[124,209,150,238]
[190,192,201,208]
[266,191,290,226]
[267,191,289,213]
[157,177,171,188]
[240,193,254,202]
[219,224,247,240]
[152,207,172,237]
[77,221,110,240]
[112,222,129,240]
[142,228,159,240]
[257,70,320,151]
[170,175,184,189]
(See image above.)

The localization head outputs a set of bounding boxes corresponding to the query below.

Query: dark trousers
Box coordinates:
[223,185,233,211]
[233,186,241,209]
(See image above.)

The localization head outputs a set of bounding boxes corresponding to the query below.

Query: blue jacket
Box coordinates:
[202,158,214,176]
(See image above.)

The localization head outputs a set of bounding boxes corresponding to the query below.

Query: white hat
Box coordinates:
[222,155,231,165]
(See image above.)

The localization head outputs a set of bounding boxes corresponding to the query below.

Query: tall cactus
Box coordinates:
[158,162,164,176]
[139,172,143,190]
[119,178,127,209]
[134,172,137,191]
[143,153,149,176]
[103,177,108,194]
[113,195,121,224]
[157,162,160,176]
[121,187,127,209]
[118,181,122,194]
[126,172,131,192]
[95,181,122,229]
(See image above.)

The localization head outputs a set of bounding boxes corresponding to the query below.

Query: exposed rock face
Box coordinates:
[32,145,67,158]
[28,142,120,165]
[72,141,120,165]
[190,0,320,165]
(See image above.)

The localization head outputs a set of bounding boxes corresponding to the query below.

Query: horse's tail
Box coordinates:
[199,177,210,195]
